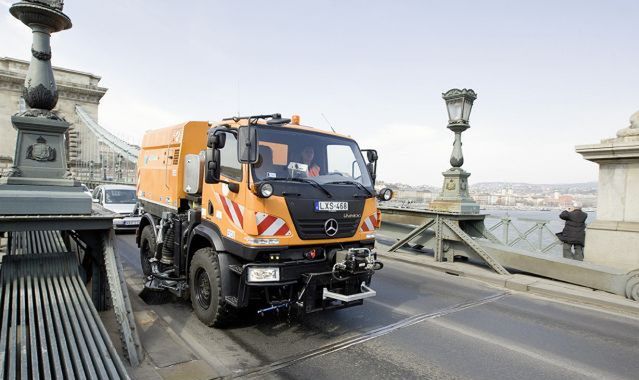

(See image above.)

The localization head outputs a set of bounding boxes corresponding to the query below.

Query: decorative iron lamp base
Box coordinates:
[0,115,91,215]
[428,168,480,214]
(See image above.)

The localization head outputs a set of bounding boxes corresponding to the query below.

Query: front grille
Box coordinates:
[295,218,360,239]
[285,197,365,240]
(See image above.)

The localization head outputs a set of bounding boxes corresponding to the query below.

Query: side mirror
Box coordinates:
[204,148,221,184]
[238,125,258,163]
[227,182,240,193]
[207,128,227,149]
[367,162,376,182]
[361,149,378,185]
[366,150,378,163]
[377,187,393,202]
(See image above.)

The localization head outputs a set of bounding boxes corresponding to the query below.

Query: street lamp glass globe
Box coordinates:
[446,98,464,123]
[442,89,477,124]
[462,98,474,121]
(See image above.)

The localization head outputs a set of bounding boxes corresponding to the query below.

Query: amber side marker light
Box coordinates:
[291,115,300,125]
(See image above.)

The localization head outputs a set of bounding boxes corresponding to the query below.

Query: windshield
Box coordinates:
[105,189,137,204]
[251,127,372,187]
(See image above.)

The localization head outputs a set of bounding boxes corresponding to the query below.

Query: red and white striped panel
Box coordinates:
[255,212,291,236]
[215,193,245,228]
[360,213,378,232]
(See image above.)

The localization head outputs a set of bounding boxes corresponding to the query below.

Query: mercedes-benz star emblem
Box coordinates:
[324,218,338,236]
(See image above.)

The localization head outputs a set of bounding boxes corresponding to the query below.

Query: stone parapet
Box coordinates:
[576,112,639,271]
[576,141,639,223]
[576,139,639,163]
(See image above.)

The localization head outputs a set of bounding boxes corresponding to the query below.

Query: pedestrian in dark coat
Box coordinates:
[557,202,588,261]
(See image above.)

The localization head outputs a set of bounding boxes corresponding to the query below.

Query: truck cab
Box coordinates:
[136,114,392,326]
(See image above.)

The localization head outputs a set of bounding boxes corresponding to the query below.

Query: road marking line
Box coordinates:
[365,297,435,316]
[431,319,626,380]
[220,292,510,379]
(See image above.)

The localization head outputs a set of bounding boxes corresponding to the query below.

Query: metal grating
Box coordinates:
[0,231,128,380]
[172,148,180,165]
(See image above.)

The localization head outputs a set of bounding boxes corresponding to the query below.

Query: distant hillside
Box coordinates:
[377,180,598,194]
[471,182,598,194]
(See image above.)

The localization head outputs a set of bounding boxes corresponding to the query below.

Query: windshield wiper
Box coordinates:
[266,177,333,198]
[326,180,374,197]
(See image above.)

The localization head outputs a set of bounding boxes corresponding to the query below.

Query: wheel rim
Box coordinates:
[194,267,211,310]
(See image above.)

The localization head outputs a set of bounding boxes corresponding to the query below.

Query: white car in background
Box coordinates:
[92,184,141,231]
[81,184,92,197]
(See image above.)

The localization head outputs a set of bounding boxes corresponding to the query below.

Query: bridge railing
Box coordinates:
[381,201,565,256]
[484,215,563,255]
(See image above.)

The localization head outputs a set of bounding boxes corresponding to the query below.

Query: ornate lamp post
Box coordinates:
[100,154,107,181]
[0,0,91,214]
[89,160,94,180]
[429,88,480,214]
[116,154,123,181]
[443,89,476,168]
[10,0,71,114]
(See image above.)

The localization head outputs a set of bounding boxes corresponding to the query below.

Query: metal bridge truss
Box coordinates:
[388,211,509,275]
[74,105,139,163]
[71,106,139,185]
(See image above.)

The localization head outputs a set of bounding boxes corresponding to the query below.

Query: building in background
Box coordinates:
[0,57,138,183]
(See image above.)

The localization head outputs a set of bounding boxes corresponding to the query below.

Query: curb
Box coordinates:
[120,266,224,379]
[377,249,639,319]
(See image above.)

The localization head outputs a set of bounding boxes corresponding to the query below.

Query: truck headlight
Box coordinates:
[258,182,274,198]
[247,267,280,282]
[377,188,393,201]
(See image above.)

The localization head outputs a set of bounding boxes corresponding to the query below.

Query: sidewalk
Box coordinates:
[117,265,226,380]
[376,245,639,319]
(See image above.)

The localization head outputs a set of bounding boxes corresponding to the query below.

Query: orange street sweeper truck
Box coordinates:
[135,113,393,326]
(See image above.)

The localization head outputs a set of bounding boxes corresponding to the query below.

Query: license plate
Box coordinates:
[315,201,348,212]
[124,220,137,225]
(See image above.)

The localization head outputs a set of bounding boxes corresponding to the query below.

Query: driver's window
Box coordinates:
[220,133,242,181]
[327,144,357,178]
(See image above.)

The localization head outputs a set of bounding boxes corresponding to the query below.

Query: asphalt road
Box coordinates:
[115,233,639,380]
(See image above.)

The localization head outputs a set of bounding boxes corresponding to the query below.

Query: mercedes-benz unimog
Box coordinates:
[135,114,393,326]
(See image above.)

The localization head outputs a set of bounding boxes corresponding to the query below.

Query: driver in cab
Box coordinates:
[300,146,321,177]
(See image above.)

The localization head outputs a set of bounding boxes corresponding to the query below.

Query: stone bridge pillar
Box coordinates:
[576,111,639,270]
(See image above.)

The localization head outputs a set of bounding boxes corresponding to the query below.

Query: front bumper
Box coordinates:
[236,259,376,313]
[113,215,141,230]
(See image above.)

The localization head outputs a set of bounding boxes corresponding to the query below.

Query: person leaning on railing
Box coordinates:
[556,202,588,261]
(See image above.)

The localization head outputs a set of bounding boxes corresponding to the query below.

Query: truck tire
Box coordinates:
[189,247,231,327]
[139,225,156,276]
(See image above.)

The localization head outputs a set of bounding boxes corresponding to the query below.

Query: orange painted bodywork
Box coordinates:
[137,121,210,210]
[137,120,380,251]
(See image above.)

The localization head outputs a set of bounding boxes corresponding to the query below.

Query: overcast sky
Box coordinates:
[1,0,638,186]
